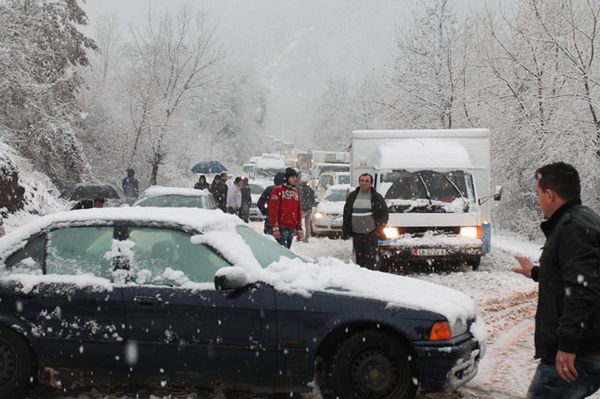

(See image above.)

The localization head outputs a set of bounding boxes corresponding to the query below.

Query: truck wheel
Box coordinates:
[467,256,481,270]
[0,328,36,398]
[323,331,417,399]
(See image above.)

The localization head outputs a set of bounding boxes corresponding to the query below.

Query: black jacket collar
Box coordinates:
[540,198,581,237]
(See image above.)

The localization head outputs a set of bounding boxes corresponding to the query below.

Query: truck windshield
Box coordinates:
[379,170,474,213]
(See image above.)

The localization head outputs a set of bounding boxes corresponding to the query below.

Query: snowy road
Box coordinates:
[31,227,600,399]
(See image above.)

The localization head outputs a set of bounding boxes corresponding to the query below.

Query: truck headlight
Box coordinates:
[313,212,324,219]
[460,226,480,238]
[383,227,400,240]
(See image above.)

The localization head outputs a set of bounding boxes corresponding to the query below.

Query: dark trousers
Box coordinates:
[352,231,379,269]
[277,227,295,249]
[526,355,600,399]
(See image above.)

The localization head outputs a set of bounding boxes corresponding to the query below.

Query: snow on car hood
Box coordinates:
[212,245,476,325]
[316,200,344,215]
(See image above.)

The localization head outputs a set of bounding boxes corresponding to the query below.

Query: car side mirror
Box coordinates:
[214,266,251,291]
[493,185,503,201]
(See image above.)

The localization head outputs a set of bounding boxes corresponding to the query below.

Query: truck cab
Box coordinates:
[351,129,500,270]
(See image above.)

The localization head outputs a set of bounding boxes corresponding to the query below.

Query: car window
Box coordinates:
[318,175,328,188]
[128,227,230,285]
[5,235,45,274]
[46,227,114,279]
[235,225,299,268]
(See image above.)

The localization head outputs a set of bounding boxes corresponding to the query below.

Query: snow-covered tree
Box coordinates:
[0,0,97,189]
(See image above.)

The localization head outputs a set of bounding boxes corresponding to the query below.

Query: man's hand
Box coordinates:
[556,351,578,383]
[273,229,281,240]
[296,230,303,241]
[512,256,535,278]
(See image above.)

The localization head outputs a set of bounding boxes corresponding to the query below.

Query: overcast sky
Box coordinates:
[82,0,484,143]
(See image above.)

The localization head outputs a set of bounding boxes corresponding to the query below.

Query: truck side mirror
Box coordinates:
[493,185,503,201]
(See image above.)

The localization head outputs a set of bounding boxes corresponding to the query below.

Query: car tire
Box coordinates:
[0,328,36,398]
[467,256,481,270]
[324,331,417,399]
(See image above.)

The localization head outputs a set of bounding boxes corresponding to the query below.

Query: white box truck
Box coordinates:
[351,129,501,269]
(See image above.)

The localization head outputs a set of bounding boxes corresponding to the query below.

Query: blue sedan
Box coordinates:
[0,208,484,399]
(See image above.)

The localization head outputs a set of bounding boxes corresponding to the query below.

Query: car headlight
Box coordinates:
[313,212,324,219]
[383,227,400,240]
[460,226,479,238]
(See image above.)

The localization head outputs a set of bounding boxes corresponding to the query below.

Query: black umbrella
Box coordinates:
[68,184,121,201]
[191,160,227,174]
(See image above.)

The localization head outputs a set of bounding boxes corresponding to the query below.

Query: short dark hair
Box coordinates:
[535,162,580,200]
[359,173,373,184]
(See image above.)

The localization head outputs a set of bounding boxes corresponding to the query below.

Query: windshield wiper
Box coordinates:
[443,175,469,211]
[416,172,433,206]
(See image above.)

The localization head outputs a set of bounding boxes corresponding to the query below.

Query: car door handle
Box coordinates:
[133,296,159,306]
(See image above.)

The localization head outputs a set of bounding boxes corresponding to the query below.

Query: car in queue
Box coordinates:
[311,184,349,238]
[133,186,216,209]
[0,208,485,399]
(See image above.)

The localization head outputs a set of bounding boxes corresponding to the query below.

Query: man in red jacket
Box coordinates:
[269,167,303,248]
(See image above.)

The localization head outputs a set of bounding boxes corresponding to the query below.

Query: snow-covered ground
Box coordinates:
[11,221,599,399]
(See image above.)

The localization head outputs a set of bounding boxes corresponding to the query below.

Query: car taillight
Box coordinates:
[429,321,452,341]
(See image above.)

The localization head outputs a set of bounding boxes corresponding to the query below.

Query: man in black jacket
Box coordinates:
[513,162,600,399]
[342,173,388,269]
[257,172,285,235]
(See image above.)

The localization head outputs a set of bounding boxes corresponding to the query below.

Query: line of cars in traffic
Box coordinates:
[0,175,486,398]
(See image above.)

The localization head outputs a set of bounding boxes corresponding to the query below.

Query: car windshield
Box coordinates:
[379,170,474,212]
[249,184,266,195]
[324,189,347,202]
[242,164,255,174]
[235,225,300,268]
[135,194,214,209]
[338,175,350,184]
[255,168,283,178]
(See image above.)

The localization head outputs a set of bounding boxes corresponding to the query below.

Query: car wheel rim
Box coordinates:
[350,349,406,398]
[0,338,16,384]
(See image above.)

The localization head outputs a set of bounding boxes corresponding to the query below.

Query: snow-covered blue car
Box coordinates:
[0,208,485,399]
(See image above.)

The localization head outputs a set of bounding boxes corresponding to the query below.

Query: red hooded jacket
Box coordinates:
[269,184,302,230]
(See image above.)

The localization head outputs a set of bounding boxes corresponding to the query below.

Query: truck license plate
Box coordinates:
[414,248,447,256]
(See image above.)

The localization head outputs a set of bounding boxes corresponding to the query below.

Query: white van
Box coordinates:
[351,129,501,269]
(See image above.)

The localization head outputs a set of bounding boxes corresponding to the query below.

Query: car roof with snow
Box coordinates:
[376,139,473,170]
[140,186,212,198]
[0,208,240,261]
[326,184,350,192]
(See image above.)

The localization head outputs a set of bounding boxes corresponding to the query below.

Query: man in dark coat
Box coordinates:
[122,168,139,204]
[239,177,252,223]
[342,173,388,269]
[210,175,228,213]
[512,162,600,399]
[298,175,315,242]
[257,172,285,235]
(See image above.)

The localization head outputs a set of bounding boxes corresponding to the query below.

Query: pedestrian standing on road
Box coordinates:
[227,177,242,215]
[257,172,285,235]
[512,162,600,399]
[210,175,228,213]
[269,167,302,248]
[342,173,388,269]
[122,168,139,205]
[298,174,315,242]
[194,175,210,190]
[239,177,252,223]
